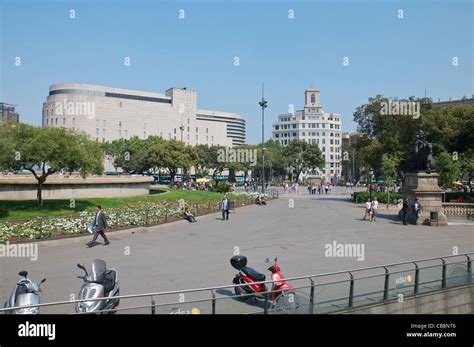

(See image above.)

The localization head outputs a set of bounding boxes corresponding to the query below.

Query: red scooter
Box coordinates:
[231,255,295,303]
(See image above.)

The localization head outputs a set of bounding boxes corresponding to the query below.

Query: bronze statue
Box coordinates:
[410,130,436,173]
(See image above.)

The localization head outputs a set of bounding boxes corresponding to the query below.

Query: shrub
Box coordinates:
[211,181,231,193]
[353,191,402,204]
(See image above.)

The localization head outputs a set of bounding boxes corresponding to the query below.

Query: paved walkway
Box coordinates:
[1,188,472,313]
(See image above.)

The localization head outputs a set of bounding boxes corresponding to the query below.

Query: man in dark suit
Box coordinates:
[87,205,110,247]
[402,199,409,226]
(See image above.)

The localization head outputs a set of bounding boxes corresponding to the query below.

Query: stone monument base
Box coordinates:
[402,172,447,226]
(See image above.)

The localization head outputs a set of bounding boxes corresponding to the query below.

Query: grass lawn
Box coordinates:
[0,189,250,221]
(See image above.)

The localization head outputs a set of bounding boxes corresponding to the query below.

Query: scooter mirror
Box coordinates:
[265,257,270,264]
[18,271,28,278]
[40,278,46,284]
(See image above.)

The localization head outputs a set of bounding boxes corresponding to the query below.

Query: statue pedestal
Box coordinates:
[402,173,447,226]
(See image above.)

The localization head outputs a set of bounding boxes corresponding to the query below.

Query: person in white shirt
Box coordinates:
[371,197,379,222]
[364,198,372,221]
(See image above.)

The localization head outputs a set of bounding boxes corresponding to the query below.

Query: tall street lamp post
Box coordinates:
[258,85,267,194]
[180,113,185,190]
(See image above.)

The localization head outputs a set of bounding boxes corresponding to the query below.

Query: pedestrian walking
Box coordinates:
[222,194,230,220]
[364,198,372,221]
[371,197,379,222]
[87,205,110,247]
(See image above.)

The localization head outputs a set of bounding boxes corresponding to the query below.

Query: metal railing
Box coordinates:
[1,252,472,315]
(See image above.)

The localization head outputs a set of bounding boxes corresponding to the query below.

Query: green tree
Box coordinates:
[5,124,103,207]
[283,140,324,183]
[380,153,400,208]
[0,124,16,168]
[148,139,187,183]
[435,151,461,188]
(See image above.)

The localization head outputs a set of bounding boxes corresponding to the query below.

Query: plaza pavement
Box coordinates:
[0,188,472,314]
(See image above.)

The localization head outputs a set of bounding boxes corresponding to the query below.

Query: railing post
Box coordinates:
[208,201,211,213]
[348,272,355,308]
[467,255,472,284]
[383,267,390,301]
[441,258,447,289]
[309,278,315,314]
[210,289,216,314]
[413,262,419,295]
[263,293,269,315]
[151,296,156,314]
[145,209,149,227]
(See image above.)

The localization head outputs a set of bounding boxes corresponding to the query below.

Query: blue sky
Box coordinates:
[1,0,472,144]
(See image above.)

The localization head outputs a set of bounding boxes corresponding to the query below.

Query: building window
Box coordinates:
[196,127,198,133]
[311,94,315,104]
[144,131,147,138]
[125,130,128,137]
[144,122,147,130]
[206,128,208,134]
[119,130,122,137]
[174,128,176,134]
[119,121,122,127]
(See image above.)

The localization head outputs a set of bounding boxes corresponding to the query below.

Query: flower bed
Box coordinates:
[0,203,183,242]
[0,194,274,242]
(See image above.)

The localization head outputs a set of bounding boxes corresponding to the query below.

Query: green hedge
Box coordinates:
[445,192,474,201]
[353,192,402,204]
[211,181,231,193]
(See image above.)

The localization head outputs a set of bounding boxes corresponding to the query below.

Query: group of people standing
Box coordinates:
[363,197,379,222]
[308,183,331,195]
[402,198,422,226]
[283,182,300,194]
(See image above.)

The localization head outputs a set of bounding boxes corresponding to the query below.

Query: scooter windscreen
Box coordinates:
[90,259,107,283]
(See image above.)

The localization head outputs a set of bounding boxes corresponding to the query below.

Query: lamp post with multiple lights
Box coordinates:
[259,86,268,194]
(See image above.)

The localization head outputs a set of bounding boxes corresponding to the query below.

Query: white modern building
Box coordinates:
[42,83,245,147]
[272,89,342,183]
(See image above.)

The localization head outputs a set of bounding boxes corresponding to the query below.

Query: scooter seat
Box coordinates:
[103,270,116,294]
[241,266,266,282]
